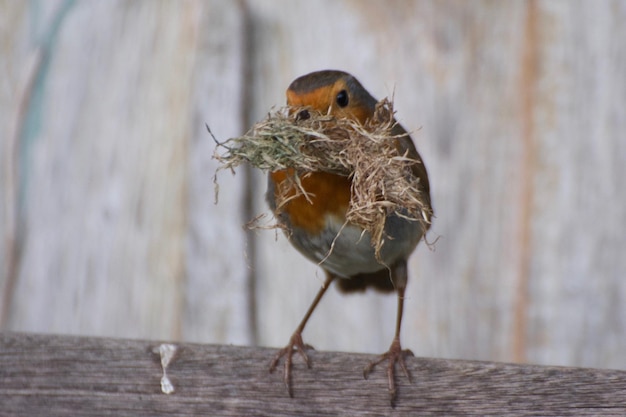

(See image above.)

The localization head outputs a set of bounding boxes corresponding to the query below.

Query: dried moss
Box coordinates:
[213,98,432,257]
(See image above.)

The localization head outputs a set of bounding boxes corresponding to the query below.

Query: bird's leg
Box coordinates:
[363,260,414,406]
[269,273,335,397]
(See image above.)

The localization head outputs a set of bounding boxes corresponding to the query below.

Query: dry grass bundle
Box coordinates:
[213,98,432,257]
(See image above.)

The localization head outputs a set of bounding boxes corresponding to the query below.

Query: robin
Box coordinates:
[267,70,432,403]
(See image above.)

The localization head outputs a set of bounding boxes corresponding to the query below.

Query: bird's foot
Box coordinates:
[363,337,414,406]
[269,331,314,397]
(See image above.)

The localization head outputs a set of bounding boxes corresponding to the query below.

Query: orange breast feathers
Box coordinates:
[269,71,380,235]
[269,169,351,234]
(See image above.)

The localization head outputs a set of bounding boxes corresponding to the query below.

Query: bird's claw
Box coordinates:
[269,332,314,397]
[363,337,414,406]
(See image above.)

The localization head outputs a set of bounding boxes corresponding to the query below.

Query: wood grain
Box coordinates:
[0,1,251,344]
[1,332,625,417]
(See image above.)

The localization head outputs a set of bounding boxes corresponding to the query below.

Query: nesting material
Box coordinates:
[213,98,432,256]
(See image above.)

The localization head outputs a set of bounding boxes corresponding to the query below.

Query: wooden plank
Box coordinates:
[525,0,626,369]
[1,332,625,416]
[183,1,251,345]
[0,0,32,325]
[4,0,195,338]
[1,1,250,344]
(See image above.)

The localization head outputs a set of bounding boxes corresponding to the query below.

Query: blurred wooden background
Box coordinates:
[1,0,625,371]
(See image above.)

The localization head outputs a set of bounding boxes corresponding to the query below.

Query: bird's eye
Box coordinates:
[336,90,349,107]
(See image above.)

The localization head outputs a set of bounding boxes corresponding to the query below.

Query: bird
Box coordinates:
[266,69,432,404]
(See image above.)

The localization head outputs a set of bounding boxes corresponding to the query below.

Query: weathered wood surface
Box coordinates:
[1,0,625,377]
[1,332,625,417]
[0,1,251,343]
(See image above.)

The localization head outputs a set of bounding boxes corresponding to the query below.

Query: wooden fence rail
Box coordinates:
[1,332,625,416]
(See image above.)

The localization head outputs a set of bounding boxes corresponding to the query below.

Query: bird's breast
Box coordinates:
[267,169,424,277]
[268,169,351,235]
